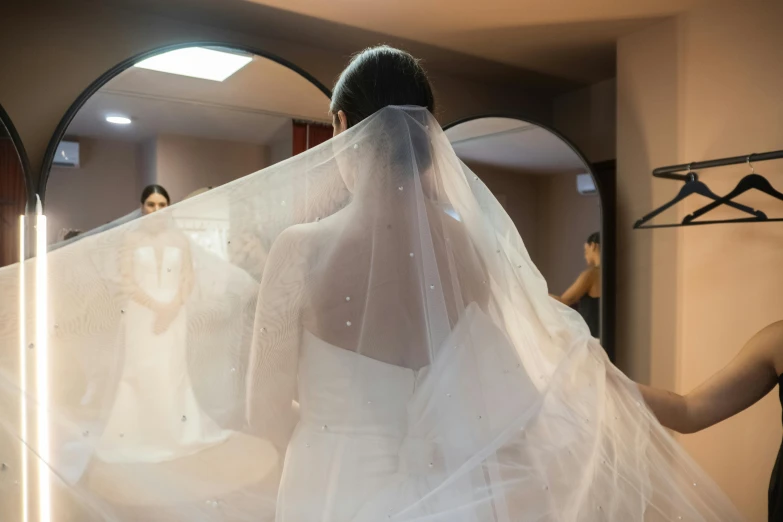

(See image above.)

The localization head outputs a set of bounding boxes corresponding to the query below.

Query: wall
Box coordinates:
[554,78,617,163]
[0,0,555,197]
[45,134,269,236]
[139,138,157,191]
[154,135,269,203]
[617,3,783,519]
[269,120,293,166]
[466,162,543,267]
[45,137,141,240]
[534,174,601,295]
[616,18,681,387]
[468,162,600,295]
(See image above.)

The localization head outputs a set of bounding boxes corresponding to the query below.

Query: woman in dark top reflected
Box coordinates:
[550,232,601,338]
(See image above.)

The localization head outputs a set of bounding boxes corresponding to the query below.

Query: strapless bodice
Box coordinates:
[297,331,420,438]
[276,304,541,521]
[132,245,183,302]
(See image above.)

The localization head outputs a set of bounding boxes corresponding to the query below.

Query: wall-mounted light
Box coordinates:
[18,215,28,522]
[34,196,50,522]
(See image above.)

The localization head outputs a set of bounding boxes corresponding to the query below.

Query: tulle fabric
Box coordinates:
[0,107,741,521]
[48,209,143,252]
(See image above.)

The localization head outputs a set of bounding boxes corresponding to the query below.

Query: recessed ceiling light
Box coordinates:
[106,116,132,125]
[133,47,253,82]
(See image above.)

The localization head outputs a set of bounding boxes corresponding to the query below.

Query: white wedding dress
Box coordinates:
[279,303,536,522]
[276,300,540,522]
[96,245,230,463]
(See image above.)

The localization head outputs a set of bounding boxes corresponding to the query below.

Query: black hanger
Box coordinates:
[634,171,759,229]
[683,158,783,224]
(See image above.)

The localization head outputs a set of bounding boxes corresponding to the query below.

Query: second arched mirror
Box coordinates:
[445,116,613,360]
[41,44,331,247]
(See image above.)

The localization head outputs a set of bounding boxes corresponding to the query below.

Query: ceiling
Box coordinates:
[242,0,716,83]
[100,0,720,85]
[446,117,588,175]
[65,53,331,144]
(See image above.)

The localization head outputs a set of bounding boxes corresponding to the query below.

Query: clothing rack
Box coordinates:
[634,149,783,229]
[652,150,783,180]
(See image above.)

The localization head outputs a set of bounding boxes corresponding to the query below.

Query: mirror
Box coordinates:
[445,117,612,359]
[42,45,331,248]
[0,106,28,268]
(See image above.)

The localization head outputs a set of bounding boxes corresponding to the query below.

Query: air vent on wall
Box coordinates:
[53,141,80,168]
[576,173,596,195]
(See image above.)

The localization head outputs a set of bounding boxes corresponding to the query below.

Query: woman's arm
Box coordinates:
[245,227,309,451]
[638,320,783,433]
[551,268,595,307]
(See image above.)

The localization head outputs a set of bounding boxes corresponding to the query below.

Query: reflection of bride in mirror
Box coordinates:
[96,184,230,463]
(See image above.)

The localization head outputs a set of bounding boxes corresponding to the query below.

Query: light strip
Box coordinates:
[35,197,50,522]
[18,215,28,522]
[134,47,253,82]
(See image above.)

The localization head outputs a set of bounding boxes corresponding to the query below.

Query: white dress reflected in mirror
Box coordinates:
[96,241,230,463]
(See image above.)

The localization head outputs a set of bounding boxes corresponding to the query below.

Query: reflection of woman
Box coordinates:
[551,232,601,338]
[96,184,229,463]
[638,321,783,520]
[140,184,170,215]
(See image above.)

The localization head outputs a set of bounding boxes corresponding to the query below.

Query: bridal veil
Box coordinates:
[0,106,741,521]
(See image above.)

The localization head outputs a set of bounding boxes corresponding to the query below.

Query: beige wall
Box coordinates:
[154,134,269,204]
[1,1,555,197]
[618,3,783,519]
[554,78,617,163]
[469,162,600,295]
[46,137,141,240]
[46,134,269,237]
[269,120,294,166]
[467,162,543,265]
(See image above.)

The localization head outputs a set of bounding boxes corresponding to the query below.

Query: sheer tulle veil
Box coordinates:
[0,105,742,521]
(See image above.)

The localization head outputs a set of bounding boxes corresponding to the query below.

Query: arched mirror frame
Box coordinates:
[37,41,333,205]
[443,115,616,360]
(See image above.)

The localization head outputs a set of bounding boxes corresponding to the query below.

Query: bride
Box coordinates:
[0,46,742,521]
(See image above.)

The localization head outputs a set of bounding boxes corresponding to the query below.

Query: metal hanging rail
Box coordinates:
[652,150,783,180]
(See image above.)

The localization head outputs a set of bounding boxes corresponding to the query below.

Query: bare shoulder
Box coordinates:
[579,267,598,283]
[755,320,783,374]
[266,222,320,266]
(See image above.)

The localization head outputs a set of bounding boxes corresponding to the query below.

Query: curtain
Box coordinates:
[0,138,26,267]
